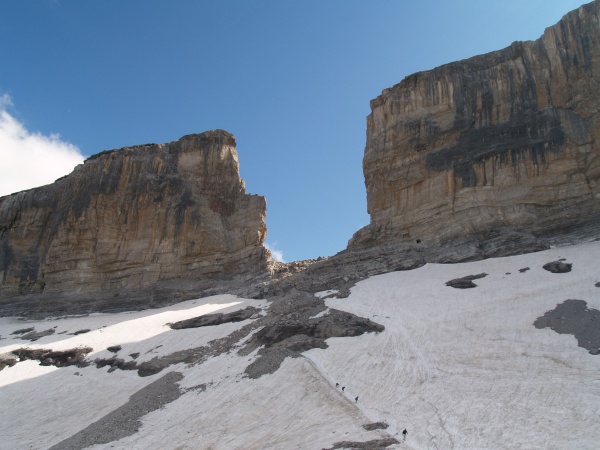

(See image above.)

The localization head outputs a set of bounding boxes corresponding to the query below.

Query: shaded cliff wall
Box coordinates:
[0,130,268,314]
[350,1,600,248]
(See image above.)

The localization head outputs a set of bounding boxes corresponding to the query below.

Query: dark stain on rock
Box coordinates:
[534,299,600,354]
[425,110,565,187]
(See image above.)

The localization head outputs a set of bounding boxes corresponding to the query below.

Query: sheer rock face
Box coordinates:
[350,1,600,249]
[0,130,268,315]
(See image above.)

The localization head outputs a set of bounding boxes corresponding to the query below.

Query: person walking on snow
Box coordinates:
[402,428,408,441]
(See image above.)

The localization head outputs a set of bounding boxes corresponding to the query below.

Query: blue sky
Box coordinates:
[0,0,587,262]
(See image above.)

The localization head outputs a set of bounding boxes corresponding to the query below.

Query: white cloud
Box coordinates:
[264,242,285,263]
[0,94,85,197]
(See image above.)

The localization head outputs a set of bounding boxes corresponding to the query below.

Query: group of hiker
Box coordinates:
[333,381,408,442]
[335,382,359,402]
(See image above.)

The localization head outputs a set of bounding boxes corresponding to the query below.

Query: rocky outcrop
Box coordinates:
[350,1,600,249]
[169,306,260,329]
[0,130,268,316]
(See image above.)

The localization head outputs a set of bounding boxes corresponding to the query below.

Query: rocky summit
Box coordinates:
[350,0,600,250]
[0,130,268,316]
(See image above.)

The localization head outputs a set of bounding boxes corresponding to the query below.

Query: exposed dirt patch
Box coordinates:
[595,282,600,288]
[519,267,530,273]
[251,309,384,348]
[323,437,399,449]
[0,357,17,371]
[10,327,34,335]
[71,329,90,335]
[18,328,56,341]
[85,288,381,380]
[107,345,122,353]
[169,306,260,329]
[534,299,600,354]
[12,347,92,367]
[446,273,488,289]
[94,356,138,373]
[48,371,184,450]
[363,422,389,431]
[243,308,384,379]
[91,320,260,377]
[543,261,572,273]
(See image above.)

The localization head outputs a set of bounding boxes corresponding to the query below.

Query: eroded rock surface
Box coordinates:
[18,328,56,341]
[12,347,92,367]
[534,299,600,354]
[0,130,268,317]
[350,1,600,250]
[243,298,384,379]
[169,306,260,329]
[323,437,400,450]
[543,261,573,273]
[0,357,17,371]
[446,273,488,289]
[48,371,184,450]
[363,422,390,431]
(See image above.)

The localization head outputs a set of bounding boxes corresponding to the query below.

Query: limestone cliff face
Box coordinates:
[350,1,600,248]
[0,130,268,314]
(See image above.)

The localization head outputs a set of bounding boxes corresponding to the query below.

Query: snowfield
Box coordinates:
[1,241,599,449]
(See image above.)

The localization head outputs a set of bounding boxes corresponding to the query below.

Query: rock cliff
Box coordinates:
[350,0,600,249]
[0,130,268,316]
[2,4,600,319]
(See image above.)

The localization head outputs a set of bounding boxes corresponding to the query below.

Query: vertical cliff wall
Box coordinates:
[0,130,268,315]
[350,1,600,248]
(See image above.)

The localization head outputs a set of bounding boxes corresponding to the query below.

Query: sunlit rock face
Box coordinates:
[350,1,600,248]
[0,130,268,315]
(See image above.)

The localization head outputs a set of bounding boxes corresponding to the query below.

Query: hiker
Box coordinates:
[402,428,407,441]
[355,396,359,403]
[342,386,345,392]
[336,383,339,388]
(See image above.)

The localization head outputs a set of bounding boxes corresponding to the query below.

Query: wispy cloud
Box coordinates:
[264,242,285,263]
[0,94,84,197]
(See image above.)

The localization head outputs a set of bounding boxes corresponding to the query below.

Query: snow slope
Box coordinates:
[1,242,599,449]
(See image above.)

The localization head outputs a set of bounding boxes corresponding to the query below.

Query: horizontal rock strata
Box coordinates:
[0,130,268,316]
[350,1,600,249]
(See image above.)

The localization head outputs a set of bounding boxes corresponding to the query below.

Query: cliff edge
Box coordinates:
[350,1,600,250]
[0,130,269,316]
